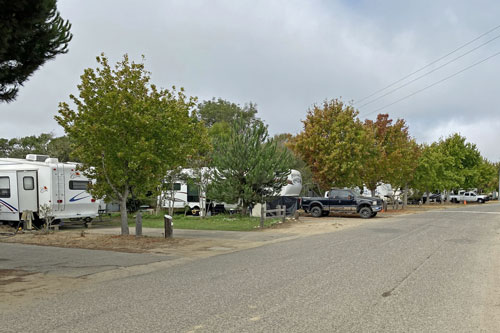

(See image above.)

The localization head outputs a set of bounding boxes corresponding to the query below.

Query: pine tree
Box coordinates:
[209,119,293,215]
[0,0,72,102]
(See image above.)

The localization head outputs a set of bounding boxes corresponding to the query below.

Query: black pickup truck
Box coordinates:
[300,188,383,218]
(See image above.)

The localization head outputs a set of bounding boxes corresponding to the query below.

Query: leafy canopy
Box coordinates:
[363,114,419,192]
[197,98,260,128]
[56,53,203,234]
[290,99,369,190]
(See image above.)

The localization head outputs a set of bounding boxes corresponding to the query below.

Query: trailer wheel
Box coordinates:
[310,206,323,218]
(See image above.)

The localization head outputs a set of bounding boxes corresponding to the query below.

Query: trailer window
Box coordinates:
[23,176,34,190]
[187,184,199,203]
[0,177,10,198]
[69,180,90,190]
[173,183,181,191]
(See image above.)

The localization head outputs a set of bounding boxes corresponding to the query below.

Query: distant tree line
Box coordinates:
[0,133,72,161]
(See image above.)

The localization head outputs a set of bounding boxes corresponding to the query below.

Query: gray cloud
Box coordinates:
[1,0,499,161]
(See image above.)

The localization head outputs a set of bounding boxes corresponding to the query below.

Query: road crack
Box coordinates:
[381,242,445,297]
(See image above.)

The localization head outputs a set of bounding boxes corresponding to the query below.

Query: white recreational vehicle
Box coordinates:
[0,155,99,226]
[161,169,302,214]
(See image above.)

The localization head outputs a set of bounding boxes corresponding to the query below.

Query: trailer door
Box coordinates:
[17,171,38,212]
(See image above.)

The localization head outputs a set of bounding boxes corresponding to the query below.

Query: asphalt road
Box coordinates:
[1,203,500,332]
[0,243,177,277]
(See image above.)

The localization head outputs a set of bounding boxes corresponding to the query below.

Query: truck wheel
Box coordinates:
[359,207,373,219]
[310,206,323,218]
[478,199,484,203]
[191,206,200,216]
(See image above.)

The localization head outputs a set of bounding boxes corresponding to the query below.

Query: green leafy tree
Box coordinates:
[0,0,72,102]
[47,135,73,162]
[209,119,293,215]
[0,138,11,157]
[290,99,369,191]
[363,114,419,207]
[475,158,498,193]
[197,98,260,128]
[56,54,201,235]
[439,133,482,190]
[411,143,443,202]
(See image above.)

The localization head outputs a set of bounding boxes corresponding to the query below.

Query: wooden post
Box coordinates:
[164,215,173,238]
[135,211,142,237]
[260,203,265,229]
[281,205,286,223]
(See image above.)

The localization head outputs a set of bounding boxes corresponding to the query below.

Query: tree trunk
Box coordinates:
[425,189,430,205]
[371,189,376,197]
[168,184,175,217]
[199,182,206,219]
[403,184,408,209]
[241,201,247,216]
[119,192,129,235]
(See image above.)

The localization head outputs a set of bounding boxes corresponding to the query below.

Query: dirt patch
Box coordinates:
[0,269,78,313]
[1,231,197,253]
[0,269,35,286]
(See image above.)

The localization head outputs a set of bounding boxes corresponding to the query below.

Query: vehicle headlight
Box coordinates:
[372,201,377,205]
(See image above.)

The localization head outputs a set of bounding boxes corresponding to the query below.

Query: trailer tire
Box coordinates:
[310,206,323,218]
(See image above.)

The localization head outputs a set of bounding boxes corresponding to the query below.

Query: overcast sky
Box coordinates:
[2,0,500,161]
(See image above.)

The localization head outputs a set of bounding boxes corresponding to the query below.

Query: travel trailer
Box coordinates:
[0,155,99,226]
[161,169,302,215]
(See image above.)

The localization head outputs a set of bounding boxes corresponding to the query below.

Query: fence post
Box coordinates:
[135,211,142,237]
[260,203,265,229]
[164,215,173,238]
[281,205,286,223]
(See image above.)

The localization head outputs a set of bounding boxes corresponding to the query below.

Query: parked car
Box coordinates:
[421,193,443,204]
[300,188,383,218]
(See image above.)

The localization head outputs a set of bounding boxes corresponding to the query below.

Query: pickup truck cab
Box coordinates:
[449,191,488,203]
[301,189,383,218]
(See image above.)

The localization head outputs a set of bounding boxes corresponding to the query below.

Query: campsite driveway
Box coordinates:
[1,203,500,332]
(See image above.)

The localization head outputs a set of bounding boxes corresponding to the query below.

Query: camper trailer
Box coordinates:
[161,169,302,215]
[0,155,99,226]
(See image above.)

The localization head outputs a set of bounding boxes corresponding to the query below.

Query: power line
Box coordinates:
[357,33,500,109]
[360,50,500,118]
[355,23,500,104]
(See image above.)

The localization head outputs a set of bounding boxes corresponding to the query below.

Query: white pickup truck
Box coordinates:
[449,191,488,203]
